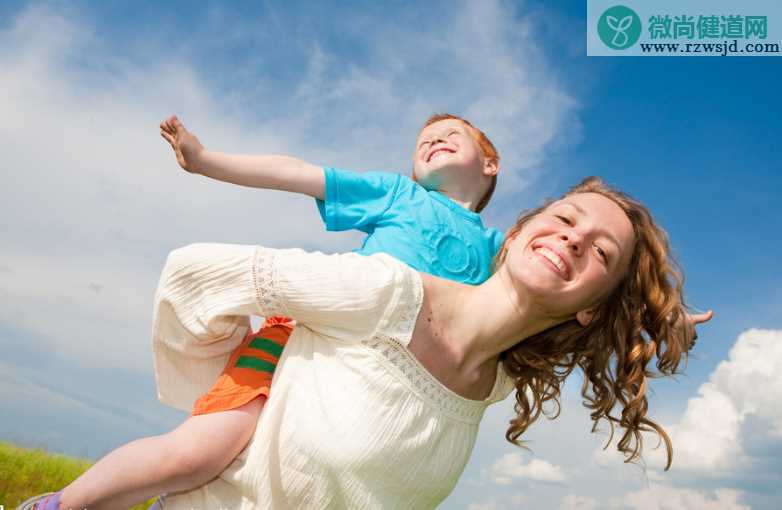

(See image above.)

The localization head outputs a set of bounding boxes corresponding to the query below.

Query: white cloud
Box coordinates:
[559,494,598,510]
[468,504,500,510]
[465,493,525,510]
[490,453,567,484]
[590,329,782,478]
[661,329,782,473]
[616,485,749,510]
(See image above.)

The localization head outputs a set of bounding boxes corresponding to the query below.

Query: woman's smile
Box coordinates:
[532,244,571,280]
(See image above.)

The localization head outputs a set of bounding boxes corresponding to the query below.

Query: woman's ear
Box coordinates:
[576,308,595,326]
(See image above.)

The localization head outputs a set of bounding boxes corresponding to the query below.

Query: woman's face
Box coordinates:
[503,192,636,324]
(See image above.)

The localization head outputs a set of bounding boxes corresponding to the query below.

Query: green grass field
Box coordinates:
[0,442,153,509]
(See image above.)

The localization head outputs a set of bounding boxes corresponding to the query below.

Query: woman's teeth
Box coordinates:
[536,246,567,278]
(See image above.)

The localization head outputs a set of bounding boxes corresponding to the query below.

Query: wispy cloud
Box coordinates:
[466,492,526,510]
[468,504,501,510]
[559,494,598,510]
[613,485,750,510]
[490,453,567,484]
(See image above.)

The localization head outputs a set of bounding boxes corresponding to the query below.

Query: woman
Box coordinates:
[39,176,703,510]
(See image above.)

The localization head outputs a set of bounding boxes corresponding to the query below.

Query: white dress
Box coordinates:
[152,243,514,510]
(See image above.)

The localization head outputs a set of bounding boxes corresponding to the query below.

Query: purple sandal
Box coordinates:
[15,491,62,510]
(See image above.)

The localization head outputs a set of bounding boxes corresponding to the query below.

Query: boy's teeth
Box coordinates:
[429,149,451,161]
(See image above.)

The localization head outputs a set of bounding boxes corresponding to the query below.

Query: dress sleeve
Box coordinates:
[152,243,417,410]
[315,167,401,233]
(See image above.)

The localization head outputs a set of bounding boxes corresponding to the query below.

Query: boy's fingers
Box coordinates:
[161,116,178,133]
[161,130,175,145]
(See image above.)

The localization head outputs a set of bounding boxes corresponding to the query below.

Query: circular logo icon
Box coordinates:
[597,5,641,50]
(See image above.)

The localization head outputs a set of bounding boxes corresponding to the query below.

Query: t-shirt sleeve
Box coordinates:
[491,229,505,258]
[152,243,418,409]
[315,167,401,233]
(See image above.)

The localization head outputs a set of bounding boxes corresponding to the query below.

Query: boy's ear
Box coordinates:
[576,308,595,327]
[483,157,499,177]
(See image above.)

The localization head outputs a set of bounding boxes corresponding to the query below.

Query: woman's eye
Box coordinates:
[556,215,572,225]
[595,245,607,262]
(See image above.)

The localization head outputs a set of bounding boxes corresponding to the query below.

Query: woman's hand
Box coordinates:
[160,115,205,174]
[688,310,714,326]
[685,309,714,342]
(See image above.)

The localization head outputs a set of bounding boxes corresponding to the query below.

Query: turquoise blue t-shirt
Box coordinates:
[316,167,504,285]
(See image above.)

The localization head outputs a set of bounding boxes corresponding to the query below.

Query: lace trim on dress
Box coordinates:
[381,259,424,346]
[364,334,488,423]
[363,263,499,424]
[252,247,286,317]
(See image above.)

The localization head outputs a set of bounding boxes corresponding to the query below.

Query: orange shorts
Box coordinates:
[192,316,294,416]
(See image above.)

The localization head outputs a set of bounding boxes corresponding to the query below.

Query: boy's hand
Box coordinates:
[160,115,204,173]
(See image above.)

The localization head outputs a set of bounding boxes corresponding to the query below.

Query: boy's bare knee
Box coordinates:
[160,431,216,486]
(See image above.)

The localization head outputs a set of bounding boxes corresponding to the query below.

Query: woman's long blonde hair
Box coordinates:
[497,176,695,470]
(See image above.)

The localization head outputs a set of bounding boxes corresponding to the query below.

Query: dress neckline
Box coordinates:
[368,254,514,421]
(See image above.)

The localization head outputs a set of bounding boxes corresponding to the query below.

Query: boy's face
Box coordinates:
[413,119,491,190]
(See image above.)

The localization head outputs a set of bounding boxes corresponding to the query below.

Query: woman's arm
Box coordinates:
[59,397,264,510]
[153,243,409,410]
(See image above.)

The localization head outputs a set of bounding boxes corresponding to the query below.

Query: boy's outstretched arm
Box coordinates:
[57,396,265,510]
[160,115,325,199]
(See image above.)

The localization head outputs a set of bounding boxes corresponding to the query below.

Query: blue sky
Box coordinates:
[1,1,781,509]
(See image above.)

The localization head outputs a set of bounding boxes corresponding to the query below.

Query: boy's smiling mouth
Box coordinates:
[426,147,455,162]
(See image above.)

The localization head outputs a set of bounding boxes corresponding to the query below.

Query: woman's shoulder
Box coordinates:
[265,249,423,344]
[366,254,424,344]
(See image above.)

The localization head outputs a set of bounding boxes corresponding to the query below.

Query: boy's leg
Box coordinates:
[55,397,265,510]
[192,316,294,415]
[22,317,293,510]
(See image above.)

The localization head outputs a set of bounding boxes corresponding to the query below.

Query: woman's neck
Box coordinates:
[419,271,563,373]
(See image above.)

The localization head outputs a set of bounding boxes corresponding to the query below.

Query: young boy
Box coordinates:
[23,113,501,510]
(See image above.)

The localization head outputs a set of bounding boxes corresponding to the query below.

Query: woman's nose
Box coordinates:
[560,233,583,254]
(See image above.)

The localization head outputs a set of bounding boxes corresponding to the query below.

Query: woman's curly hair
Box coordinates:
[496,176,695,470]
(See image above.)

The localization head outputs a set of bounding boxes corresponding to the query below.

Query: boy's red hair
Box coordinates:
[419,113,500,213]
